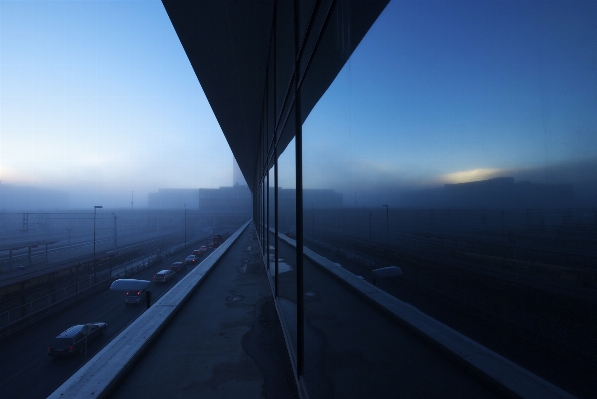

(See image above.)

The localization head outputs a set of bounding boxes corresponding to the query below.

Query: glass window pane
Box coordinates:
[275,139,298,364]
[302,1,596,397]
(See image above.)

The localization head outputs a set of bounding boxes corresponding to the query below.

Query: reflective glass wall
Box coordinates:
[257,1,596,398]
[273,142,298,364]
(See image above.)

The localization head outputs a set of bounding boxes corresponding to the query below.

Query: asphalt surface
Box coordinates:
[108,222,499,399]
[110,224,298,399]
[302,236,594,398]
[3,220,568,399]
[267,232,501,399]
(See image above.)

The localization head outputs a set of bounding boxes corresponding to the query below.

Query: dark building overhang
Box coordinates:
[161,0,389,193]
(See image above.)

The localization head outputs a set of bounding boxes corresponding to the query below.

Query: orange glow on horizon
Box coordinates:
[440,168,504,184]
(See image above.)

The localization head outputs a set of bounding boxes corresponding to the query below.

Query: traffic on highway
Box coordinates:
[0,243,214,399]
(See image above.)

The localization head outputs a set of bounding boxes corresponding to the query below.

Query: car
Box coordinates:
[191,249,202,257]
[199,245,208,254]
[169,261,186,272]
[48,322,107,356]
[153,269,175,283]
[184,255,198,265]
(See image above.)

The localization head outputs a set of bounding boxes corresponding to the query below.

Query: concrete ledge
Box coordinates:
[274,229,575,399]
[47,220,251,399]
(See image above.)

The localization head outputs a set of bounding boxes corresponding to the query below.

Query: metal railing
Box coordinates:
[0,235,206,339]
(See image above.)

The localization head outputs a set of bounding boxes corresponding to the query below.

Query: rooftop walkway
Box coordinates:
[49,221,575,399]
[49,222,298,399]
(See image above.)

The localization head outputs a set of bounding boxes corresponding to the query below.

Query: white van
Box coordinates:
[125,289,147,305]
[110,279,152,306]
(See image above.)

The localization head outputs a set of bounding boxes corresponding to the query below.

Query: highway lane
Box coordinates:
[0,247,208,399]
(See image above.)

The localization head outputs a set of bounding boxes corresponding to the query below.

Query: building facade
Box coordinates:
[162,1,596,398]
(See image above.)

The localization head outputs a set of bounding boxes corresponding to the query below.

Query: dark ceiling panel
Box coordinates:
[161,0,388,193]
[161,0,274,190]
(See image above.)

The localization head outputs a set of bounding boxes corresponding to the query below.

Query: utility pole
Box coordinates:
[93,205,103,284]
[382,205,389,265]
[312,204,315,240]
[22,213,29,232]
[369,212,372,243]
[112,213,118,249]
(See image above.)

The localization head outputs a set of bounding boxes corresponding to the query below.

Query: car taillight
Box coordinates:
[68,346,74,352]
[137,291,141,295]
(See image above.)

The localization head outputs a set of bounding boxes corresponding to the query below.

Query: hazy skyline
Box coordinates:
[1,0,596,209]
[300,0,597,206]
[1,0,232,208]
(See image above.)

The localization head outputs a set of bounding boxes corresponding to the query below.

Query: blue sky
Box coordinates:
[302,0,597,204]
[1,0,596,208]
[1,0,232,208]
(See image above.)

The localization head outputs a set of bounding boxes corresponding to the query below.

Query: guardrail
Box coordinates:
[47,221,248,399]
[266,226,577,399]
[0,235,206,340]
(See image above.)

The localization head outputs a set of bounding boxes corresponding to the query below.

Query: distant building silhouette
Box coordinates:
[199,185,252,213]
[0,183,69,210]
[147,188,200,209]
[148,185,254,213]
[270,188,343,213]
[233,159,247,187]
[444,177,573,209]
[401,177,573,209]
[147,186,343,213]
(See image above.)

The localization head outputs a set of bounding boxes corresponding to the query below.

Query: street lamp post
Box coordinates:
[112,213,118,249]
[94,206,103,284]
[312,204,315,240]
[368,212,373,243]
[382,204,389,264]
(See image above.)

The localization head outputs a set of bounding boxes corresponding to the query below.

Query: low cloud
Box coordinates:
[303,156,597,207]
